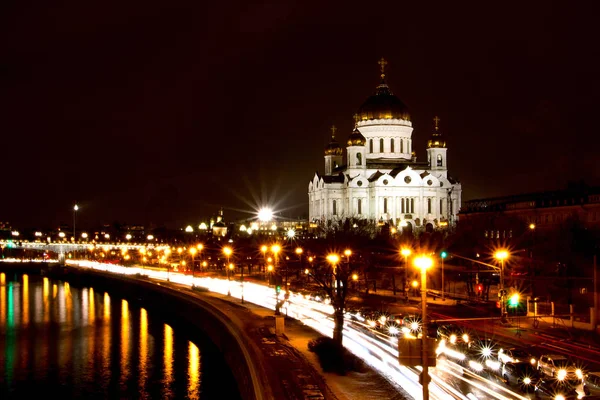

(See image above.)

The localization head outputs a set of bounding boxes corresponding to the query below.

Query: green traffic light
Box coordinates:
[509,294,519,307]
[440,251,448,259]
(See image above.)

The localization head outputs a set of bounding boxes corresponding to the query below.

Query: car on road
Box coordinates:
[498,347,537,366]
[583,372,600,396]
[533,378,579,399]
[501,361,542,393]
[537,354,583,384]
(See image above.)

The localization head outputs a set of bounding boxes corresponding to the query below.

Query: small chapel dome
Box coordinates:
[347,128,366,146]
[324,126,343,156]
[324,138,342,156]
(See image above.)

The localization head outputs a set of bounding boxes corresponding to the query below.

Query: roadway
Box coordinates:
[64,259,600,400]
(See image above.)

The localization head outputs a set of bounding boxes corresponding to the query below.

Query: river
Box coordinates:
[0,267,240,399]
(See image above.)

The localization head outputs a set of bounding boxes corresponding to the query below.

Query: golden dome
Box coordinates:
[357,83,410,122]
[427,116,447,148]
[324,125,343,156]
[347,128,366,146]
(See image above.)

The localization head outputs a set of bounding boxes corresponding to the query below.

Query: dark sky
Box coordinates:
[2,1,599,230]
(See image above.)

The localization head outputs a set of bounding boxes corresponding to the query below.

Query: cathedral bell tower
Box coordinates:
[426,116,448,177]
[346,116,367,177]
[324,125,343,175]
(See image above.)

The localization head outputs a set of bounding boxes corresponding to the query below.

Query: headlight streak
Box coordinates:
[68,260,533,400]
[437,359,529,400]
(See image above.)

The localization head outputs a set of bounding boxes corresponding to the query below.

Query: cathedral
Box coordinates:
[308,59,462,233]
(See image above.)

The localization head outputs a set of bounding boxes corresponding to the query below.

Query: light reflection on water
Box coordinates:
[0,270,237,399]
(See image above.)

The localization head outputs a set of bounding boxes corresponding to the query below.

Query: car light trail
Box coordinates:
[66,260,533,400]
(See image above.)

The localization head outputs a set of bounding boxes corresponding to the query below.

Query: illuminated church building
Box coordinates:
[308,59,462,232]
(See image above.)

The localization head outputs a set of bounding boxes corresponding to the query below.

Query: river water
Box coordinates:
[0,268,240,399]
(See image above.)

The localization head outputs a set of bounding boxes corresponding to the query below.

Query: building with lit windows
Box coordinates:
[308,59,462,233]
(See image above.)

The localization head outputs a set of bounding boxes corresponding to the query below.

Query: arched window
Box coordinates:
[400,139,403,153]
[383,197,388,213]
[390,139,395,153]
[369,139,373,153]
[357,199,362,215]
[356,153,362,166]
[401,198,405,213]
[437,154,443,167]
[332,200,337,216]
[410,198,414,213]
[427,198,432,213]
[440,199,443,214]
[380,138,384,153]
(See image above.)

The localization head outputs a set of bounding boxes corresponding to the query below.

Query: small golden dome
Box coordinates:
[347,128,366,146]
[427,116,447,148]
[324,125,343,156]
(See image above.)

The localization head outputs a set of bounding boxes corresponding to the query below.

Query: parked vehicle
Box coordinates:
[537,354,583,384]
[502,361,541,392]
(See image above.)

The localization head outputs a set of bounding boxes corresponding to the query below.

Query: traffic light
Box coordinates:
[440,251,448,259]
[508,294,520,307]
[476,284,483,293]
[275,285,281,294]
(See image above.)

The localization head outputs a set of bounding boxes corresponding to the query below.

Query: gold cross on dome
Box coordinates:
[378,57,388,79]
[330,125,337,138]
[433,116,441,130]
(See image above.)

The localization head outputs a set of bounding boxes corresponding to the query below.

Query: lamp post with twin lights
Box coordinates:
[271,244,282,315]
[413,254,434,400]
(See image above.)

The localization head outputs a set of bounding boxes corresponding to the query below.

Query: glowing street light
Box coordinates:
[73,204,79,240]
[258,208,273,222]
[413,254,434,400]
[223,246,233,296]
[494,249,509,319]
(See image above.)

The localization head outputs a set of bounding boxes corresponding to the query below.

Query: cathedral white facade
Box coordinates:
[308,60,462,233]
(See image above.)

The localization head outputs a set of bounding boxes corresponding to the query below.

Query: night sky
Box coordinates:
[2,1,599,230]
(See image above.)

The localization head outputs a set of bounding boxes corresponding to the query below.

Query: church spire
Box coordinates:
[330,125,337,139]
[427,116,446,148]
[378,57,388,82]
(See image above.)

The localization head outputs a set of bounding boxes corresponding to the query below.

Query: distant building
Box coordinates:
[459,184,600,240]
[308,59,462,233]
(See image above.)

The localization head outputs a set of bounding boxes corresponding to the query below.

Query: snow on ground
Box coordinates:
[283,317,411,400]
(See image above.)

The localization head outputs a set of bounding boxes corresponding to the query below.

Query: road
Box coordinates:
[67,260,599,400]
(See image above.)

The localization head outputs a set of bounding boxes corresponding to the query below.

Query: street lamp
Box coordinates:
[413,254,434,400]
[401,248,412,302]
[73,204,79,240]
[271,244,282,314]
[494,249,509,320]
[223,246,233,296]
[189,247,197,278]
[261,245,268,275]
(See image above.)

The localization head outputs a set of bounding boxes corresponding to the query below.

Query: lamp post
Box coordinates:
[494,250,509,320]
[296,247,303,280]
[197,244,204,275]
[261,245,268,277]
[271,244,281,315]
[189,247,197,278]
[223,246,232,296]
[401,248,412,302]
[529,223,536,298]
[413,255,434,400]
[73,204,79,241]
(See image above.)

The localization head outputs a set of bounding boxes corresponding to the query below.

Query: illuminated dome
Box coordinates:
[427,116,446,148]
[324,126,343,156]
[324,137,342,155]
[357,82,410,122]
[347,128,366,146]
